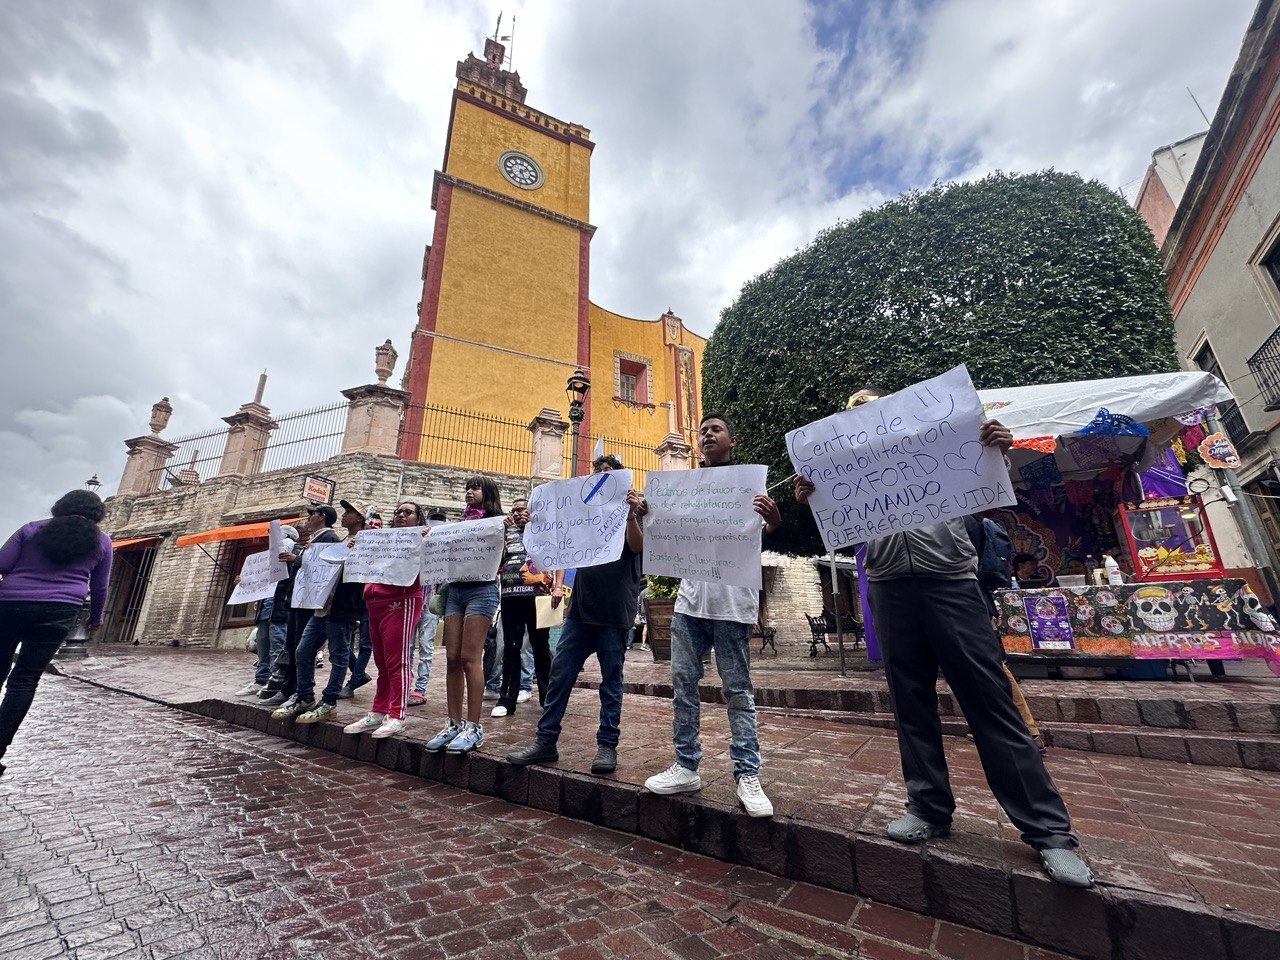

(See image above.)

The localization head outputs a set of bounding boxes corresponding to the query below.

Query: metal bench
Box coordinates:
[750,621,778,655]
[805,610,863,657]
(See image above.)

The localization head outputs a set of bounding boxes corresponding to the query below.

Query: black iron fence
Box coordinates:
[255,401,347,473]
[401,403,534,476]
[144,427,229,493]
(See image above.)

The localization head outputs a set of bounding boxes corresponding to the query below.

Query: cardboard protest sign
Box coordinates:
[228,551,279,604]
[523,470,634,571]
[787,365,1016,548]
[420,516,506,584]
[343,527,425,586]
[291,545,345,609]
[266,519,289,582]
[643,465,766,589]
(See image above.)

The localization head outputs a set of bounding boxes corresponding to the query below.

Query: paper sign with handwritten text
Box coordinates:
[420,516,506,584]
[643,465,766,589]
[523,470,633,571]
[787,365,1015,548]
[228,551,279,605]
[291,545,345,609]
[343,527,425,586]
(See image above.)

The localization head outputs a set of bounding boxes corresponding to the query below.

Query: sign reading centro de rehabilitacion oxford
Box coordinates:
[786,364,1016,548]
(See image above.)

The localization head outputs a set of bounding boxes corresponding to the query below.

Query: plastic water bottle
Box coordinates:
[1011,576,1020,590]
[1103,554,1123,585]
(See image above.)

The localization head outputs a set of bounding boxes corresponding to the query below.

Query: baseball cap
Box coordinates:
[307,504,337,526]
[339,498,369,519]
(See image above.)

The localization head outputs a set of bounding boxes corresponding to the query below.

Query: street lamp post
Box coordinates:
[565,369,591,477]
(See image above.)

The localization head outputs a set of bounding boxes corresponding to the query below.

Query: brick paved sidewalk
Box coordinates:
[2,679,1075,960]
[50,645,1280,959]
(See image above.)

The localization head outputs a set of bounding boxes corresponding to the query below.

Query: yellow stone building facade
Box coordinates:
[399,39,704,477]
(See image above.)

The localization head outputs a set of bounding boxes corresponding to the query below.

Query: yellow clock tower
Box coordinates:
[399,38,705,475]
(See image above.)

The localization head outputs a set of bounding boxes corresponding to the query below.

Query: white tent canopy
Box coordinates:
[976,371,1232,441]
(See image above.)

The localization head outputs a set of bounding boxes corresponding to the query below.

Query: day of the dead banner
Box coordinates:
[996,578,1280,676]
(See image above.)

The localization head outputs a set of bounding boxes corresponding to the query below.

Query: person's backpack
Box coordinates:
[963,514,1012,592]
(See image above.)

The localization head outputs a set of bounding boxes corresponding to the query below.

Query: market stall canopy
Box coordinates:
[977,371,1231,441]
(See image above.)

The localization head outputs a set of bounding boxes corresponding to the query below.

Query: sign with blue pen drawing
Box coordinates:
[523,469,634,571]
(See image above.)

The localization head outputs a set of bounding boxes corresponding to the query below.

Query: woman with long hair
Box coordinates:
[344,500,425,739]
[425,477,503,753]
[0,490,112,776]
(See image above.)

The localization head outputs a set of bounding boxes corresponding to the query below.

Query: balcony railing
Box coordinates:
[1248,324,1280,412]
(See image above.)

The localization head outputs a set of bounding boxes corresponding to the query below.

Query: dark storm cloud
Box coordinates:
[0,0,1262,541]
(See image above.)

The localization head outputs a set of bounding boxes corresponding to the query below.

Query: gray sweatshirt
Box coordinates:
[864,518,979,582]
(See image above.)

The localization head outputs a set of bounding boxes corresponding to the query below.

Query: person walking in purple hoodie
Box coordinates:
[0,490,112,777]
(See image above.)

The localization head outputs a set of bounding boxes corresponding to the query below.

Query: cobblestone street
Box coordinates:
[1,679,1075,960]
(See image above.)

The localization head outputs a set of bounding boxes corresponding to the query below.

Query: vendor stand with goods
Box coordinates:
[979,371,1280,679]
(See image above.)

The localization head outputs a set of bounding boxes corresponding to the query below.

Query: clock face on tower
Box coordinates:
[498,150,544,190]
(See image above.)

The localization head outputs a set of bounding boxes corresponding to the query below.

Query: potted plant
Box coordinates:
[643,575,679,662]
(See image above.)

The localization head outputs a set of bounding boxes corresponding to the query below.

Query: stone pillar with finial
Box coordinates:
[340,340,411,455]
[527,408,570,479]
[117,398,179,496]
[218,372,278,477]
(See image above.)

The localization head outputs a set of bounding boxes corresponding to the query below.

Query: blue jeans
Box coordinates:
[536,618,627,749]
[444,580,500,619]
[350,617,372,684]
[253,601,288,685]
[413,607,438,695]
[670,612,760,780]
[295,616,356,705]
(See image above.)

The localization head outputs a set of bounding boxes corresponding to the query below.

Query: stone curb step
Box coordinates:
[55,670,1280,960]
[748,704,1280,772]
[583,678,1280,739]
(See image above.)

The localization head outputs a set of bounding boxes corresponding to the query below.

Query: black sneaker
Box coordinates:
[591,745,617,774]
[506,741,558,766]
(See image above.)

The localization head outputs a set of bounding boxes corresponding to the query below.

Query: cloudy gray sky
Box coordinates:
[0,0,1258,536]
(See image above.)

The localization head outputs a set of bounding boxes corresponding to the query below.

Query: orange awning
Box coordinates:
[175,518,303,548]
[112,536,161,551]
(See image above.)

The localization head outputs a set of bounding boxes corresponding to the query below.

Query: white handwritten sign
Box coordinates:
[643,465,766,589]
[420,516,506,584]
[292,545,345,609]
[343,527,424,586]
[787,364,1016,548]
[523,469,633,571]
[228,551,279,604]
[267,519,288,582]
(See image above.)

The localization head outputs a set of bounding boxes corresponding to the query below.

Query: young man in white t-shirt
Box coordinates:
[643,414,781,817]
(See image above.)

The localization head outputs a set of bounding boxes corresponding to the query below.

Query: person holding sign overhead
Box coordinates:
[506,454,645,775]
[795,384,1092,888]
[492,497,558,718]
[343,501,426,739]
[424,478,505,754]
[642,414,781,818]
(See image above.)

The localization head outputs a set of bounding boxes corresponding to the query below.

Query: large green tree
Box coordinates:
[702,170,1178,554]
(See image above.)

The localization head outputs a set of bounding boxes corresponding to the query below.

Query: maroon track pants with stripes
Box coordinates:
[366,593,422,720]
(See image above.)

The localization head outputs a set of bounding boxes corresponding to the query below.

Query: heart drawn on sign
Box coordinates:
[943,441,986,476]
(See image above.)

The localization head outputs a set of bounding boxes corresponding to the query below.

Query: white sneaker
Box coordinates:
[372,717,404,739]
[343,712,386,735]
[644,763,702,795]
[516,690,531,703]
[736,775,774,818]
[483,688,499,701]
[491,705,509,718]
[236,682,263,697]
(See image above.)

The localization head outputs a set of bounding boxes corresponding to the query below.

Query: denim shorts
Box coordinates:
[444,580,500,619]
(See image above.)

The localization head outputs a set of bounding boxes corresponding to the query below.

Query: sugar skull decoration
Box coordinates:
[1095,590,1117,608]
[1008,615,1029,634]
[1131,585,1177,632]
[1238,586,1277,632]
[1073,598,1095,623]
[1100,615,1125,635]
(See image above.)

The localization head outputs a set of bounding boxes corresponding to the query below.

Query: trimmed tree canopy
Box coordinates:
[702,169,1178,555]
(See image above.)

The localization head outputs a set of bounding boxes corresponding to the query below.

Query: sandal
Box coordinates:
[407,692,427,707]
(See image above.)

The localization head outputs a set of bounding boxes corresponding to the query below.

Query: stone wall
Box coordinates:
[104,454,541,648]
